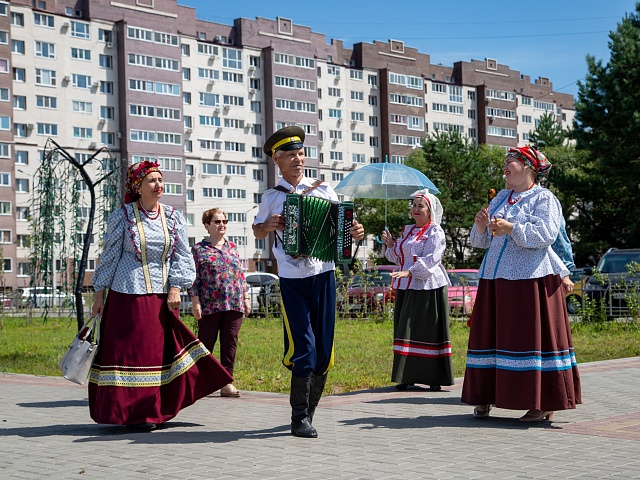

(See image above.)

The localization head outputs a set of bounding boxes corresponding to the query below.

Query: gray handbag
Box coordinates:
[58,315,100,385]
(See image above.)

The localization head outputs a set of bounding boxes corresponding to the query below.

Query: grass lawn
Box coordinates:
[1,314,639,395]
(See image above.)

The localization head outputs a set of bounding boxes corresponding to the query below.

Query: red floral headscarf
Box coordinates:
[506,146,552,182]
[125,160,161,204]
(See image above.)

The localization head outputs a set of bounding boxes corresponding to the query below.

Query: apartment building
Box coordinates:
[0,0,574,290]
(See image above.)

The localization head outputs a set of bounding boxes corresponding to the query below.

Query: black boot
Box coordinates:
[307,372,327,424]
[290,375,317,438]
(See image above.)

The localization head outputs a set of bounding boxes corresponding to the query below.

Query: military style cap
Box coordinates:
[263,126,305,157]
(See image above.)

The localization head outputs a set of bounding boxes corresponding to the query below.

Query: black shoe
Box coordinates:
[291,418,318,438]
[429,385,442,392]
[126,422,157,432]
[395,383,414,391]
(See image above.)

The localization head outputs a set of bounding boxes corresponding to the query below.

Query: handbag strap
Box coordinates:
[80,314,100,344]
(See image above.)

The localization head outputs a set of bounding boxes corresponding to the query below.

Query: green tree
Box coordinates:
[570,2,640,263]
[377,131,502,268]
[529,111,566,148]
[540,145,594,265]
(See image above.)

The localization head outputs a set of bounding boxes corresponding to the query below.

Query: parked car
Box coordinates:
[566,268,589,314]
[18,287,75,308]
[584,248,640,317]
[340,265,398,314]
[0,296,11,309]
[447,269,479,316]
[180,273,281,317]
[245,272,281,314]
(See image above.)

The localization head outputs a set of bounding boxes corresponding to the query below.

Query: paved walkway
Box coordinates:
[1,357,639,479]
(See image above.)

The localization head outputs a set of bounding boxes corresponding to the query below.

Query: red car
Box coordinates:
[447,269,479,315]
[340,265,398,314]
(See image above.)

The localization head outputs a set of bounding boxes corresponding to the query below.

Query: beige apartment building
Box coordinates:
[0,0,574,290]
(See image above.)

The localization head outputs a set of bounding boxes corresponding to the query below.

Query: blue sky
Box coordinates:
[179,0,636,97]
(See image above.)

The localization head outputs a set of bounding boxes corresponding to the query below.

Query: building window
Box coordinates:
[13,67,26,82]
[11,12,25,27]
[73,127,93,138]
[72,100,92,113]
[33,12,54,27]
[16,178,29,193]
[99,54,113,69]
[98,29,113,43]
[164,183,182,196]
[15,151,28,164]
[36,69,57,86]
[203,188,223,198]
[37,95,57,109]
[100,81,114,94]
[17,234,30,248]
[11,39,25,54]
[71,21,90,39]
[18,262,31,276]
[37,123,58,136]
[16,206,29,220]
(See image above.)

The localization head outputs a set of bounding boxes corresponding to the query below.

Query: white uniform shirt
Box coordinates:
[254,177,338,279]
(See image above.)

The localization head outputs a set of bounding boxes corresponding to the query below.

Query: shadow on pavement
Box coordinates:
[0,422,293,444]
[339,414,565,431]
[17,399,89,409]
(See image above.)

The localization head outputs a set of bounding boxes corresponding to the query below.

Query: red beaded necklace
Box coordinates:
[411,221,432,240]
[137,200,161,220]
[507,183,535,205]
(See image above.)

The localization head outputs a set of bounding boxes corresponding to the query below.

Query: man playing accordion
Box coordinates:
[253,126,365,438]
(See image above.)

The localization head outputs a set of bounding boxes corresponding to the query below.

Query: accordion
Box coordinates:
[282,194,354,263]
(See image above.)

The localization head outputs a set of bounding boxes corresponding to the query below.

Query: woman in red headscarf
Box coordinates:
[381,189,454,392]
[88,161,232,431]
[461,146,581,422]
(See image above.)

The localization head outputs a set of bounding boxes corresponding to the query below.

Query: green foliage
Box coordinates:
[357,131,505,268]
[29,141,123,328]
[570,3,640,263]
[529,111,567,148]
[541,145,597,265]
[411,131,505,268]
[354,196,413,263]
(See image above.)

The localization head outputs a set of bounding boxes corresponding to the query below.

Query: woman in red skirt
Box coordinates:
[89,161,232,431]
[461,146,581,422]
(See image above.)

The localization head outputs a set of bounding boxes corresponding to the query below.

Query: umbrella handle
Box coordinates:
[375,235,385,244]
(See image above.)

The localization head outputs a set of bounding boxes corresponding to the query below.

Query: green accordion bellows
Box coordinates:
[282,194,354,264]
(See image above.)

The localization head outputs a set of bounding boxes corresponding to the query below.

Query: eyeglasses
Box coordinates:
[213,220,228,225]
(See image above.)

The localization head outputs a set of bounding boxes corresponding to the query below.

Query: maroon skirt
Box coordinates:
[88,291,232,425]
[461,275,581,411]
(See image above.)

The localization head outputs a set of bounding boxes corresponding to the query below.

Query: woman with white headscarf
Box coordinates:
[381,190,453,391]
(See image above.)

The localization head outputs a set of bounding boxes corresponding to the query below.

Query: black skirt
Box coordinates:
[391,287,454,386]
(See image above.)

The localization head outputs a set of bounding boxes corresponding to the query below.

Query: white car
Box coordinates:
[18,287,75,308]
[245,272,280,314]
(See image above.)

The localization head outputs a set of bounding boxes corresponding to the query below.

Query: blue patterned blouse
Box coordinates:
[92,203,196,294]
[471,186,569,280]
[187,239,249,315]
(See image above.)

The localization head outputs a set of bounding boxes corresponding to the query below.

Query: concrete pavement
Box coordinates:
[1,357,640,479]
